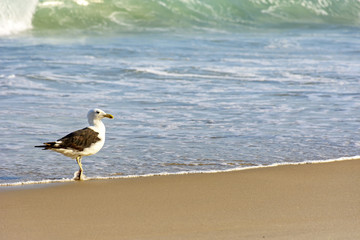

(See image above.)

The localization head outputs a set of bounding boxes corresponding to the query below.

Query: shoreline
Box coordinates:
[1,155,359,188]
[1,159,360,239]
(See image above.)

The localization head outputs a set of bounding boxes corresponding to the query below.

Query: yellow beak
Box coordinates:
[104,113,114,119]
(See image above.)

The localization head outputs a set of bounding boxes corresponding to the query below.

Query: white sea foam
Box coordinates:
[1,156,359,187]
[0,178,74,187]
[0,0,38,36]
[134,67,240,80]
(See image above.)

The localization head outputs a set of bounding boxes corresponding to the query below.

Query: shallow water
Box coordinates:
[1,0,360,185]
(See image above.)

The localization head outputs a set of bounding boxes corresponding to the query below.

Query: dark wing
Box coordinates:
[35,127,100,151]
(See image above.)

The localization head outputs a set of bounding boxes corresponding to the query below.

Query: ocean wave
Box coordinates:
[0,0,38,35]
[1,0,360,36]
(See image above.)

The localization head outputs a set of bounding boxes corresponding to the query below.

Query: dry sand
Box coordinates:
[1,159,359,240]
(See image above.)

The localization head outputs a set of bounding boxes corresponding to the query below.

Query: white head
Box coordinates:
[87,108,114,126]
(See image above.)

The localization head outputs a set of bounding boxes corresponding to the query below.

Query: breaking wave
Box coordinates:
[0,0,38,35]
[1,0,360,35]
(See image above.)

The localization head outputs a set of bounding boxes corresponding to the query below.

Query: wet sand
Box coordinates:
[1,159,359,240]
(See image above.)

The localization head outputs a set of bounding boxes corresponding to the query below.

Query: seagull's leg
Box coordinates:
[75,156,84,180]
[77,156,83,173]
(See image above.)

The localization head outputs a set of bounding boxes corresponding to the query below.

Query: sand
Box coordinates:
[1,159,359,240]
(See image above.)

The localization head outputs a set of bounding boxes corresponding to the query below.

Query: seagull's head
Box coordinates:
[87,108,114,124]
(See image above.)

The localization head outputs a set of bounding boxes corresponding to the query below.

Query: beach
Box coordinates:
[1,1,360,239]
[1,159,359,240]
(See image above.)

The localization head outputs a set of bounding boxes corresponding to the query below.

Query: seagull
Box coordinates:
[35,108,114,180]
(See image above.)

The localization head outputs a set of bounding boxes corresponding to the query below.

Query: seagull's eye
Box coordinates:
[95,111,100,114]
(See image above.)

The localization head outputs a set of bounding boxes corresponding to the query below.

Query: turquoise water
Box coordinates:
[1,0,360,185]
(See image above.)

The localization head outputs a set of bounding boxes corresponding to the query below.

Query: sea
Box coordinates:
[1,0,360,186]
